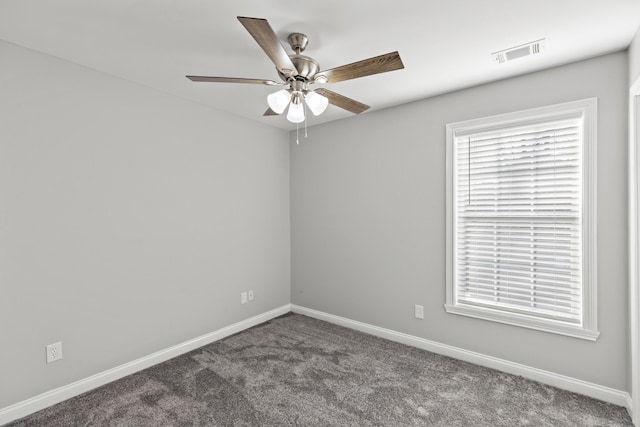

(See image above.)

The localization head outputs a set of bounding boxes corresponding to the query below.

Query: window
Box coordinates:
[445,99,598,340]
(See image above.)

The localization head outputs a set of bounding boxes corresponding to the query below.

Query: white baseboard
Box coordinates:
[0,304,291,426]
[291,304,633,416]
[2,304,632,426]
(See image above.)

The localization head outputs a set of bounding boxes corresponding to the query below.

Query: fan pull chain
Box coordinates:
[296,123,299,145]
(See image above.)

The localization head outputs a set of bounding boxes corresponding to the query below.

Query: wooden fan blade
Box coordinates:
[186,76,279,85]
[316,51,404,84]
[237,17,298,76]
[315,88,370,114]
[264,108,279,116]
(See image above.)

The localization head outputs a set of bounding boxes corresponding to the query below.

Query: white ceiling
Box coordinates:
[1,0,639,130]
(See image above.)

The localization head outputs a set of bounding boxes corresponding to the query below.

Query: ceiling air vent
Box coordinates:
[492,39,545,64]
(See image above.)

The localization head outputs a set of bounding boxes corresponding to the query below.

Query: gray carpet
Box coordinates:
[6,313,633,426]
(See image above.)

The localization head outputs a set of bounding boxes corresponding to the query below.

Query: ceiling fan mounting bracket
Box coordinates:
[287,33,309,53]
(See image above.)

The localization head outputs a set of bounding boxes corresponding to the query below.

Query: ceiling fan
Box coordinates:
[186,16,405,124]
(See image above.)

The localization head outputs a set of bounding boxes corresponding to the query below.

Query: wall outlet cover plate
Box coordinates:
[46,342,63,363]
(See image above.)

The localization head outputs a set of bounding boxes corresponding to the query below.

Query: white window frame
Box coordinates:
[629,78,640,425]
[445,98,599,341]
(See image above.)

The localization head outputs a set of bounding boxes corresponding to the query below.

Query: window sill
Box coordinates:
[444,303,600,341]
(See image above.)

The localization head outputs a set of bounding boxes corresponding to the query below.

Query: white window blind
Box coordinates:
[445,99,598,340]
[455,119,582,323]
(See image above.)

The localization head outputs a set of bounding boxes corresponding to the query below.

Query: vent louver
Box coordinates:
[492,39,545,64]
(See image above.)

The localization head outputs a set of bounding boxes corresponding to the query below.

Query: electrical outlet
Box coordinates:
[414,304,424,320]
[248,290,254,301]
[46,342,63,363]
[241,292,248,304]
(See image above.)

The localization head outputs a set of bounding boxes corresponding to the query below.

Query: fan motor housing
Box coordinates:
[278,54,319,82]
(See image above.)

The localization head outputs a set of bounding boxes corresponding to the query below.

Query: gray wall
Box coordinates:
[630,27,640,86]
[291,52,629,390]
[0,41,291,408]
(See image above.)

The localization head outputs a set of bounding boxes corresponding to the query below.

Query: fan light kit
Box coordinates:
[187,17,405,141]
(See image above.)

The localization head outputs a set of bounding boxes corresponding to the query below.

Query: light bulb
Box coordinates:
[286,99,305,123]
[305,91,329,116]
[267,89,290,114]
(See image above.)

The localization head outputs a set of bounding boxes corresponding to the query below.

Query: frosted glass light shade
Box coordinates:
[267,89,291,114]
[305,91,329,116]
[286,101,305,123]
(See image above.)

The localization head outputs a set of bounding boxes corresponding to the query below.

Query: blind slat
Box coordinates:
[458,288,580,307]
